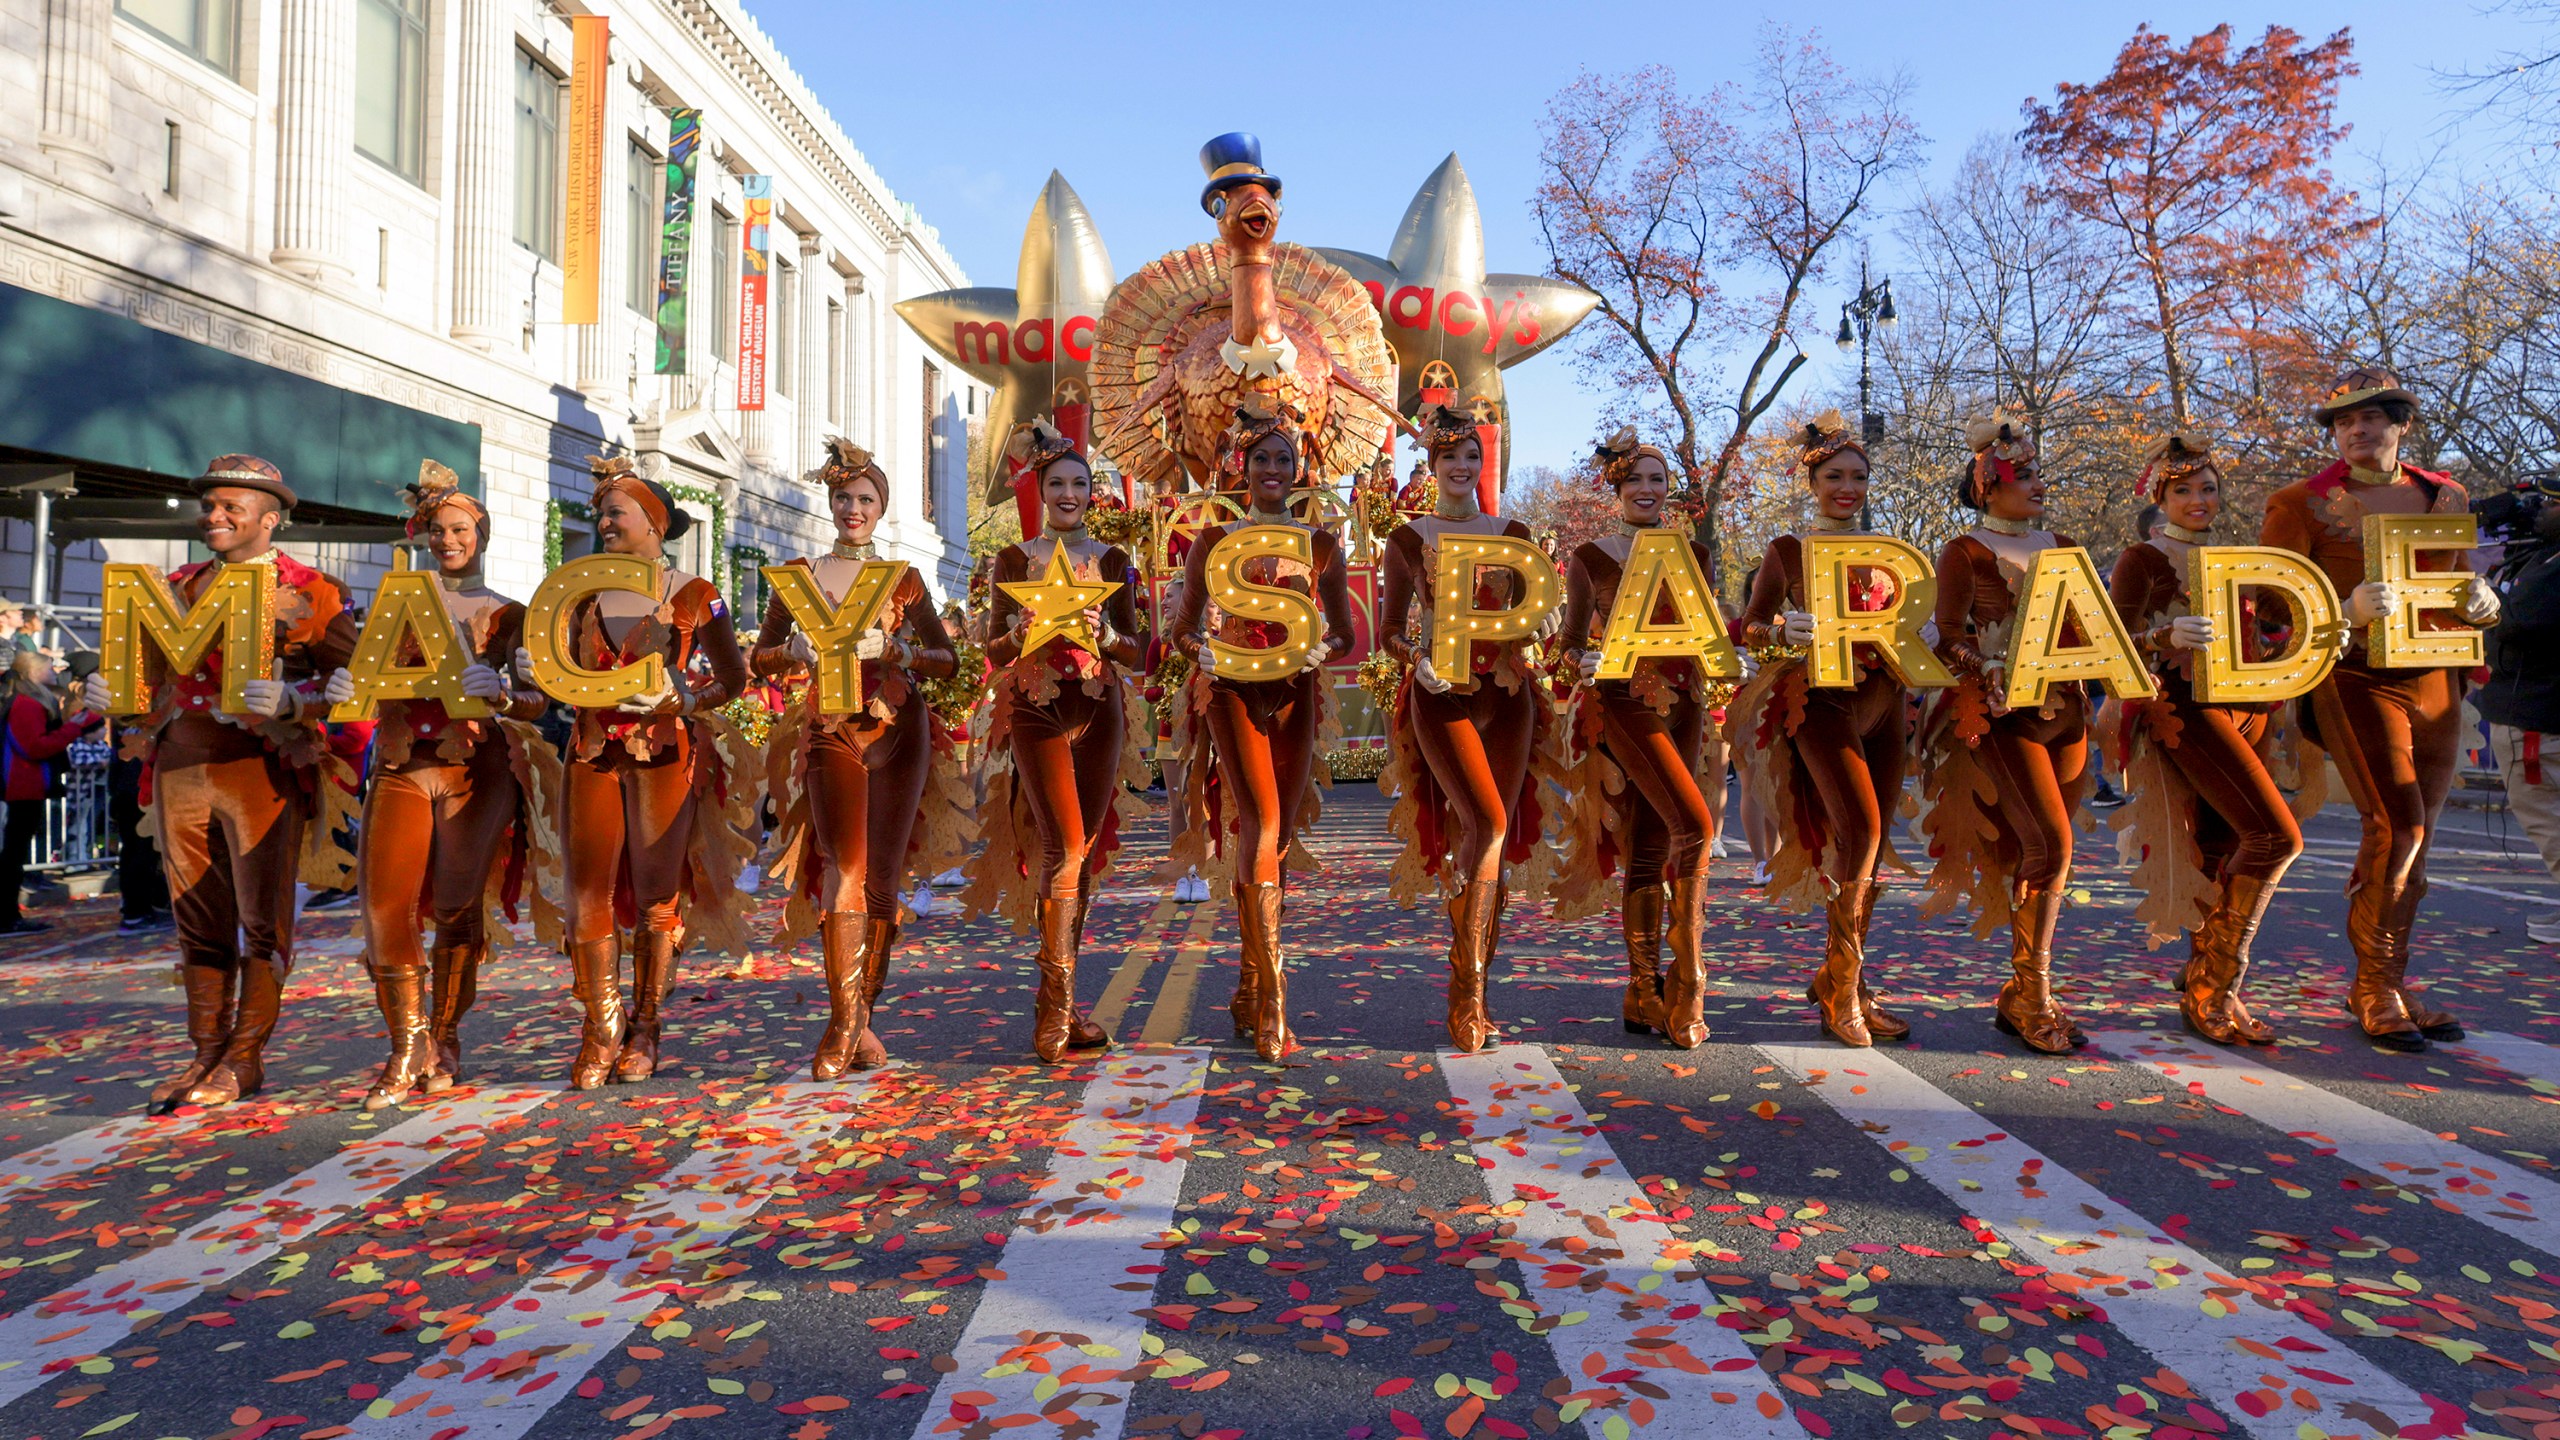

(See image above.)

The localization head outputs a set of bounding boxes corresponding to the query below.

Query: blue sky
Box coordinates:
[752,1,2536,474]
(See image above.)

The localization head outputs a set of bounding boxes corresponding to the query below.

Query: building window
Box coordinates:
[626,136,660,315]
[825,299,843,425]
[773,260,796,399]
[354,0,428,181]
[511,50,560,260]
[708,207,734,366]
[920,361,941,524]
[117,0,237,77]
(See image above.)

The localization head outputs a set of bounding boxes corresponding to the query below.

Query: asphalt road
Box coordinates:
[0,782,2555,1440]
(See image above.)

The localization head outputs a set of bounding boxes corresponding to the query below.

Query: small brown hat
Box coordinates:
[2311,366,2419,425]
[192,454,297,511]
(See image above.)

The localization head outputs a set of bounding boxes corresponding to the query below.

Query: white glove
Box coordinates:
[1738,650,1762,681]
[1575,649,1601,686]
[616,679,677,715]
[82,674,110,712]
[1196,641,1218,672]
[1982,667,2011,717]
[2459,576,2503,627]
[2347,582,2398,624]
[1780,611,1815,646]
[458,663,509,702]
[2166,615,2216,650]
[513,646,537,686]
[1299,644,1330,677]
[240,678,290,719]
[322,668,357,705]
[853,628,889,662]
[1413,654,1454,693]
[1533,607,1563,644]
[786,631,817,666]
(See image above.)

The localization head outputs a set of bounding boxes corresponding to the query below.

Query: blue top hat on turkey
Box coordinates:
[1198,133,1282,216]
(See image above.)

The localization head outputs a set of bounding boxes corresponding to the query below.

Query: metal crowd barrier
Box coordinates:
[34,741,114,873]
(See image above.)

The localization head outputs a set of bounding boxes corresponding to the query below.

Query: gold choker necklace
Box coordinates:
[438,571,481,593]
[1613,519,1665,540]
[2347,463,2406,486]
[833,540,877,561]
[1977,515,2034,537]
[1808,515,1860,533]
[2160,522,2209,544]
[1434,496,1482,522]
[1044,522,1089,541]
[1247,506,1296,523]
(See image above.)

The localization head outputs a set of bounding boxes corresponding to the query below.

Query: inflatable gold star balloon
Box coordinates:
[896,172,1115,506]
[1317,153,1601,509]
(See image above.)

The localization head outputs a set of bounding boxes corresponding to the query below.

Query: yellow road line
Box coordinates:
[1088,892,1181,1038]
[1140,902,1224,1045]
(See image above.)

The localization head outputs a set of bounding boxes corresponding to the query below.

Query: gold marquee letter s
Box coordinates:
[1201,526,1322,681]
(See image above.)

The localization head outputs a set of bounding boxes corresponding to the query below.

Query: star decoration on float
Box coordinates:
[896,172,1116,504]
[1316,153,1602,503]
[1221,333,1298,380]
[999,544,1124,660]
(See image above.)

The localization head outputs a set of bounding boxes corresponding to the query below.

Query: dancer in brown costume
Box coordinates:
[80,455,358,1108]
[974,423,1153,1063]
[1165,402,1357,1062]
[1733,411,1912,1047]
[1377,403,1558,1052]
[2262,368,2500,1051]
[754,439,967,1077]
[542,459,751,1089]
[326,464,550,1109]
[2107,435,2303,1045]
[1920,415,2090,1056]
[1553,430,1716,1049]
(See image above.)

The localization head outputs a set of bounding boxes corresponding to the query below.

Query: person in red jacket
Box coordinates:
[0,650,100,933]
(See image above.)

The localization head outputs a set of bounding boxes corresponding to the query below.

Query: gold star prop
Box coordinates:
[1000,545,1124,660]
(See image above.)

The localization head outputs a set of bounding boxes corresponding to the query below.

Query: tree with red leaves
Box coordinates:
[2021,23,2369,430]
[1534,29,1921,576]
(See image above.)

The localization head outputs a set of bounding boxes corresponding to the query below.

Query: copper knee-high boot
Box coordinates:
[1993,885,2078,1055]
[1619,885,1664,1035]
[1851,882,1908,1040]
[1228,881,1263,1041]
[2389,881,2461,1041]
[363,964,434,1111]
[850,915,898,1070]
[812,913,871,1081]
[1033,892,1080,1063]
[188,959,282,1106]
[1658,877,1708,1049]
[2185,875,2277,1046]
[1445,881,1499,1053]
[1239,881,1295,1062]
[422,938,480,1094]
[156,963,235,1110]
[568,938,624,1090]
[615,929,676,1082]
[1065,875,1110,1051]
[2346,881,2425,1051]
[1810,881,1874,1047]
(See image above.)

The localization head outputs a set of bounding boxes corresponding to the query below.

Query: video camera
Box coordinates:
[2476,472,2559,550]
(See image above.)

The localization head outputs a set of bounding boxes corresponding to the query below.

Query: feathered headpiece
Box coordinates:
[1797,409,1865,478]
[809,435,888,495]
[1962,412,2036,507]
[1417,402,1480,456]
[1217,398,1305,476]
[402,458,487,540]
[1589,425,1671,492]
[2136,432,2217,499]
[1004,417,1086,478]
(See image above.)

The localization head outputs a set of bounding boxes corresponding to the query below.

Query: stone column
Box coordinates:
[794,238,827,467]
[38,0,113,173]
[269,0,354,280]
[448,0,511,345]
[575,56,629,411]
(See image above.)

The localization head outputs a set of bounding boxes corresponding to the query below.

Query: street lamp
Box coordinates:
[1835,262,1896,447]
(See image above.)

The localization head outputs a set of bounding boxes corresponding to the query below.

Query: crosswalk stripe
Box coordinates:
[2451,1030,2560,1089]
[0,1084,553,1406]
[2094,1030,2560,1261]
[0,1116,183,1200]
[1761,1044,2455,1440]
[910,1046,1209,1440]
[342,1078,888,1439]
[1442,1046,1802,1439]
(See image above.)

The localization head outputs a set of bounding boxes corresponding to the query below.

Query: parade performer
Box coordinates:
[326,464,556,1109]
[1919,415,2091,1055]
[964,421,1153,1063]
[1553,429,1717,1049]
[542,457,755,1089]
[1377,402,1560,1052]
[2263,368,2499,1051]
[1732,412,1912,1047]
[753,439,971,1077]
[1164,401,1356,1062]
[80,456,358,1108]
[2107,435,2303,1045]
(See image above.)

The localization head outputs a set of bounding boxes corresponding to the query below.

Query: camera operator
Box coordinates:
[2475,474,2560,943]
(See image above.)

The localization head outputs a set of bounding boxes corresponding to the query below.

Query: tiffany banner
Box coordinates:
[651,108,700,375]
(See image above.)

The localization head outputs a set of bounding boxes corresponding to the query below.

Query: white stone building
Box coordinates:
[0,0,982,629]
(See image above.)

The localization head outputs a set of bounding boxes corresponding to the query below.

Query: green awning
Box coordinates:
[0,282,480,512]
